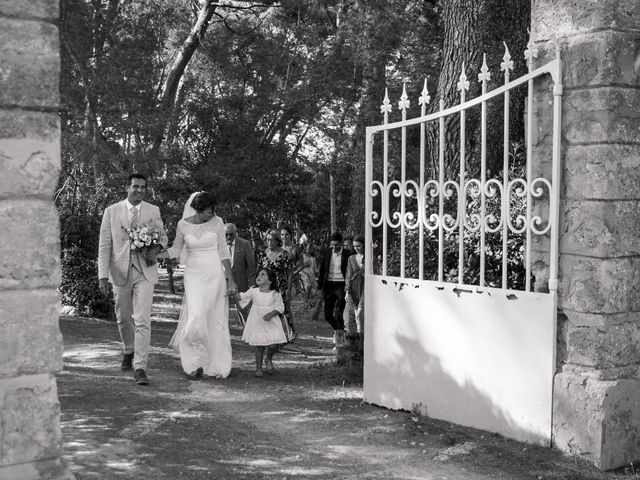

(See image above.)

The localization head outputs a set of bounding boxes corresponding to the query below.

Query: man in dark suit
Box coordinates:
[317,232,349,345]
[225,223,256,293]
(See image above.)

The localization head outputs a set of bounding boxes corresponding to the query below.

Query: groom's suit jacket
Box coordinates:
[230,236,256,293]
[98,200,168,286]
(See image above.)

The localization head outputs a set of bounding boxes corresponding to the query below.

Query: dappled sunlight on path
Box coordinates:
[57,274,635,480]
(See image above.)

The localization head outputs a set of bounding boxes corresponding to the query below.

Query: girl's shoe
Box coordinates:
[254,370,264,377]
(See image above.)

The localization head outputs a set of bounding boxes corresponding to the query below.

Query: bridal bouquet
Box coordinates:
[122,223,161,266]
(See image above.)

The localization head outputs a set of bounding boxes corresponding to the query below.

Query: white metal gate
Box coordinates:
[363,39,563,445]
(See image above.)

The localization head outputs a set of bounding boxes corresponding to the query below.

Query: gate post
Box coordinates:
[532,0,640,470]
[0,1,74,479]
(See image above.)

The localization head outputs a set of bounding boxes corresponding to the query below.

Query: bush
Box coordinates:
[59,215,114,318]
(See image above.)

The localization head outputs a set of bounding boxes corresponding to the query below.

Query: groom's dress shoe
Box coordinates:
[134,369,149,385]
[121,352,134,371]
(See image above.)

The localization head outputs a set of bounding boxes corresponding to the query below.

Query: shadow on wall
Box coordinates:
[364,277,556,446]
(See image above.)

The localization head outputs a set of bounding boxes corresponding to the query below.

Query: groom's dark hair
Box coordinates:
[191,192,217,212]
[127,172,147,185]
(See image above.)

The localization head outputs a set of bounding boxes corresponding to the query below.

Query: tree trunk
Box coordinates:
[148,0,219,170]
[329,171,337,233]
[427,0,530,179]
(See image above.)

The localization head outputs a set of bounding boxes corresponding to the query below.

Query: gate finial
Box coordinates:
[380,88,392,119]
[501,42,514,74]
[478,54,491,84]
[524,31,539,70]
[398,82,410,112]
[418,78,431,113]
[457,63,469,93]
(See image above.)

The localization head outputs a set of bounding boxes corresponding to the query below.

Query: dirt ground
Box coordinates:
[58,271,638,480]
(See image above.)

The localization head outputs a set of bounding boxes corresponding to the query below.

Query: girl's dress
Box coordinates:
[238,288,287,346]
[255,249,296,339]
[166,215,231,378]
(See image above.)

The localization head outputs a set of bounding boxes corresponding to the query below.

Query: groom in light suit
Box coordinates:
[98,173,168,385]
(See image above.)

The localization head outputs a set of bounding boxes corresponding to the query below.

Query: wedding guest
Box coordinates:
[296,242,318,307]
[98,173,168,385]
[256,229,296,340]
[236,268,287,377]
[317,232,349,346]
[342,235,354,256]
[345,234,366,336]
[281,224,302,269]
[225,223,256,293]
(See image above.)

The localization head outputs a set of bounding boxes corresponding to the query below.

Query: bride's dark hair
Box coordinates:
[191,192,216,213]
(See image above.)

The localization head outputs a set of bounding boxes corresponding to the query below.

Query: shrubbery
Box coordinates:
[59,214,114,318]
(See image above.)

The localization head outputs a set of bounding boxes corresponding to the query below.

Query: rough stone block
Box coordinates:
[533,32,640,90]
[559,255,640,314]
[0,200,61,290]
[0,374,62,467]
[563,319,640,369]
[0,139,60,199]
[532,0,640,40]
[563,87,640,145]
[0,18,59,108]
[0,0,59,20]
[553,371,640,470]
[560,200,640,257]
[0,110,60,142]
[564,144,640,201]
[0,289,63,378]
[0,110,60,198]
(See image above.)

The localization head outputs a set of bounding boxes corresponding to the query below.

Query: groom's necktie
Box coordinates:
[130,206,139,227]
[130,206,142,271]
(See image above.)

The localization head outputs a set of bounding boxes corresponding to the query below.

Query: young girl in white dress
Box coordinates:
[236,268,287,377]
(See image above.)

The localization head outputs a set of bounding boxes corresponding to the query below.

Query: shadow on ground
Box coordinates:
[58,271,638,480]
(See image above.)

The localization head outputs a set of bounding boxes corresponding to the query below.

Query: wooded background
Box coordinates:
[56,0,529,315]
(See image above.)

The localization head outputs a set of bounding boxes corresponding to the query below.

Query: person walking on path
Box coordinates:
[225,223,256,293]
[317,232,349,346]
[235,268,287,377]
[158,192,238,380]
[98,173,168,385]
[256,229,296,341]
[345,234,366,337]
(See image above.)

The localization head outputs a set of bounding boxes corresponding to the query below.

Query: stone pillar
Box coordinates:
[531,0,640,470]
[0,1,74,479]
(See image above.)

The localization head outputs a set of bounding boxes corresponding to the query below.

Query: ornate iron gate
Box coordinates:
[363,39,563,444]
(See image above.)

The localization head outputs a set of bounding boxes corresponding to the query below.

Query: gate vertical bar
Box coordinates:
[381,89,391,276]
[549,45,563,295]
[438,98,445,282]
[399,83,409,278]
[457,66,469,284]
[365,128,375,276]
[501,44,513,289]
[478,54,490,287]
[524,37,537,292]
[418,80,430,281]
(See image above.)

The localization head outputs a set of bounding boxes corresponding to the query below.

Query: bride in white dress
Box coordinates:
[158,192,237,378]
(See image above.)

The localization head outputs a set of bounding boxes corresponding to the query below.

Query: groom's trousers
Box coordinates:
[113,265,154,370]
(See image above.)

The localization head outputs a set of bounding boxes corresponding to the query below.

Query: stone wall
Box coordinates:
[531,0,640,470]
[0,1,73,479]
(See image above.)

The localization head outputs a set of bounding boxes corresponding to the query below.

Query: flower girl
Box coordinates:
[235,268,287,377]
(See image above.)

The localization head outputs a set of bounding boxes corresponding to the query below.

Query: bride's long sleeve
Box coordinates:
[165,221,185,259]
